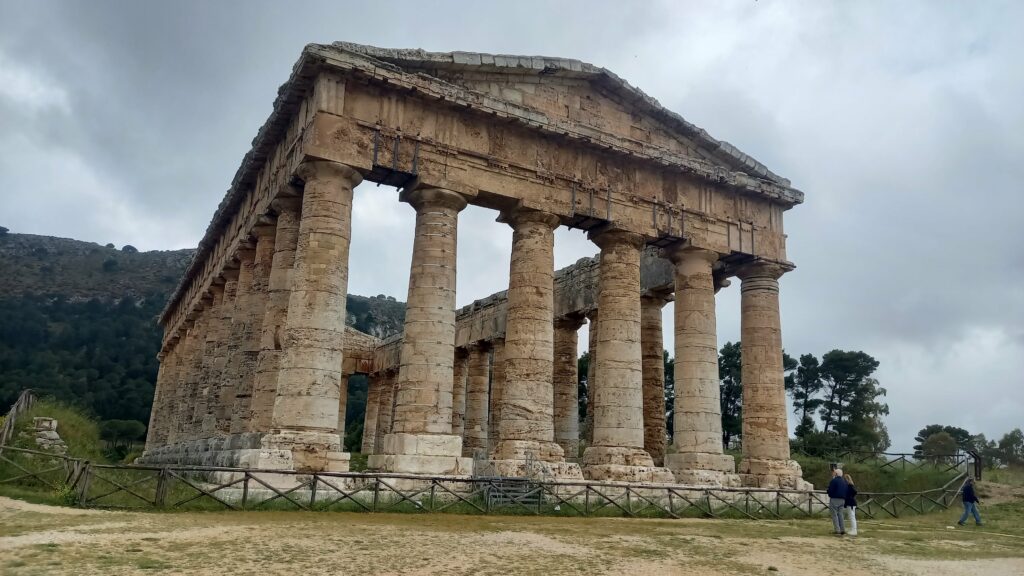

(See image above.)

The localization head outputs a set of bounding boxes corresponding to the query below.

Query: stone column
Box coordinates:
[553,315,585,462]
[231,227,275,436]
[168,324,197,446]
[211,269,239,432]
[663,247,738,486]
[195,286,225,436]
[452,348,468,438]
[374,370,396,454]
[581,229,673,482]
[736,260,806,489]
[361,374,381,454]
[640,294,669,467]
[183,299,213,444]
[487,338,505,456]
[368,187,473,475]
[463,343,490,457]
[144,345,175,454]
[336,374,350,443]
[223,249,255,433]
[251,195,301,433]
[491,209,579,477]
[584,309,598,446]
[260,160,361,472]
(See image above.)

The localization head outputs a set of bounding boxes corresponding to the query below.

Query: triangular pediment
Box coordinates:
[321,42,792,189]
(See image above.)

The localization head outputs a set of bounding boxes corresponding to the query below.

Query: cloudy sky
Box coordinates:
[1,1,1021,451]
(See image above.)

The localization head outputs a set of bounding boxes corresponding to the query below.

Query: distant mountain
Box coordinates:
[0,230,406,426]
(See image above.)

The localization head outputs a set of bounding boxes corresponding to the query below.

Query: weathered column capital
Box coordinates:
[587,227,645,251]
[664,245,719,268]
[270,195,302,215]
[400,187,468,212]
[296,160,363,188]
[640,291,672,309]
[735,259,793,282]
[498,207,560,231]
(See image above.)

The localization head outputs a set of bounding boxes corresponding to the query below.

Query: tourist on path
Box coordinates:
[844,473,859,536]
[827,468,848,535]
[957,477,983,526]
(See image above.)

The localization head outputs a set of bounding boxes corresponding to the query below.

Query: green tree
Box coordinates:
[996,428,1024,467]
[921,431,959,462]
[99,419,147,450]
[913,424,972,457]
[785,353,822,438]
[577,351,590,426]
[818,351,882,432]
[663,350,675,442]
[718,342,742,450]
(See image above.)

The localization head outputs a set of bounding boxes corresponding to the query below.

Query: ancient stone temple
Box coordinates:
[140,42,808,489]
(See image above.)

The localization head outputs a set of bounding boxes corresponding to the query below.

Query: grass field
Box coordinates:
[1,479,1022,576]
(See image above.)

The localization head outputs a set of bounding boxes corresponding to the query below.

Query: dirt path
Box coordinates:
[2,496,1022,575]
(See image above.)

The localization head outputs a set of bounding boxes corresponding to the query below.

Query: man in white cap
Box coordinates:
[826,468,848,535]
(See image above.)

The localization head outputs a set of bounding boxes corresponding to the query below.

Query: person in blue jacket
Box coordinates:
[958,477,983,526]
[827,468,848,535]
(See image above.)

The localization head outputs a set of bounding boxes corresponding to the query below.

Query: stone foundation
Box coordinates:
[664,452,739,487]
[367,432,474,476]
[738,457,811,490]
[581,446,675,483]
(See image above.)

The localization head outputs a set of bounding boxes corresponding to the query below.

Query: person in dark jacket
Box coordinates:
[958,477,983,526]
[844,473,859,536]
[826,468,848,535]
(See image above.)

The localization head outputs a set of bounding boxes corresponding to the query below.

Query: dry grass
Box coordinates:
[1,487,1023,576]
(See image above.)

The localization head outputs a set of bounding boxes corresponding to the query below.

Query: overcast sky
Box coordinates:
[1,1,1021,452]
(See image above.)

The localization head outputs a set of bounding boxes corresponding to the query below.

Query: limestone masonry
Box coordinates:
[140,42,809,489]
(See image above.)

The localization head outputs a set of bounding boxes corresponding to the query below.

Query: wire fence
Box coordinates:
[0,445,969,520]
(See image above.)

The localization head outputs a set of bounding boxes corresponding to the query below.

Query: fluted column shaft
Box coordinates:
[211,272,239,430]
[664,247,736,484]
[231,230,276,434]
[223,251,255,432]
[251,196,301,432]
[375,370,397,453]
[487,338,505,454]
[581,229,672,482]
[463,344,491,457]
[640,295,668,466]
[493,209,563,463]
[195,286,225,435]
[262,160,361,472]
[452,349,469,438]
[553,316,585,461]
[361,374,381,454]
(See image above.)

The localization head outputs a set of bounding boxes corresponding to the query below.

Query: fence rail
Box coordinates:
[0,445,969,521]
[793,447,980,478]
[0,389,36,454]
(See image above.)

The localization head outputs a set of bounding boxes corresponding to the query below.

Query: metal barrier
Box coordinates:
[0,445,968,520]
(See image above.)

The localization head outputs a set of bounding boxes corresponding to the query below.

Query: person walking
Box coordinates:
[827,468,848,535]
[957,477,983,526]
[844,473,859,536]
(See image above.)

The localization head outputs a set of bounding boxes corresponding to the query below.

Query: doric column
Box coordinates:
[581,229,673,482]
[211,269,239,431]
[251,195,301,433]
[337,374,350,442]
[168,324,197,446]
[553,315,585,462]
[663,247,738,486]
[260,160,361,472]
[231,227,275,434]
[640,294,669,467]
[143,341,177,455]
[452,348,469,438]
[374,370,396,454]
[487,338,505,455]
[195,286,225,436]
[736,260,806,489]
[223,248,255,433]
[491,209,578,477]
[368,187,472,475]
[361,374,381,454]
[584,309,598,446]
[462,343,491,457]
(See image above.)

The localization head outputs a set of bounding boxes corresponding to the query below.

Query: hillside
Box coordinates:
[0,231,406,426]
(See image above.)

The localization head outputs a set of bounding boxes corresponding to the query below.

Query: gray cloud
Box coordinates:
[1,0,1021,451]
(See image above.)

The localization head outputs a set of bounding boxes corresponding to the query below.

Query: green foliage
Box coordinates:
[718,342,742,449]
[914,424,972,457]
[577,350,590,424]
[663,350,674,441]
[343,374,368,452]
[785,353,823,438]
[996,428,1024,467]
[0,295,164,423]
[920,431,959,461]
[795,454,957,493]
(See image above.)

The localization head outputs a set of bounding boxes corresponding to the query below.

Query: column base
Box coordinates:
[488,458,583,480]
[260,430,349,472]
[665,452,740,487]
[555,439,581,462]
[366,432,474,476]
[738,457,812,490]
[581,446,675,483]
